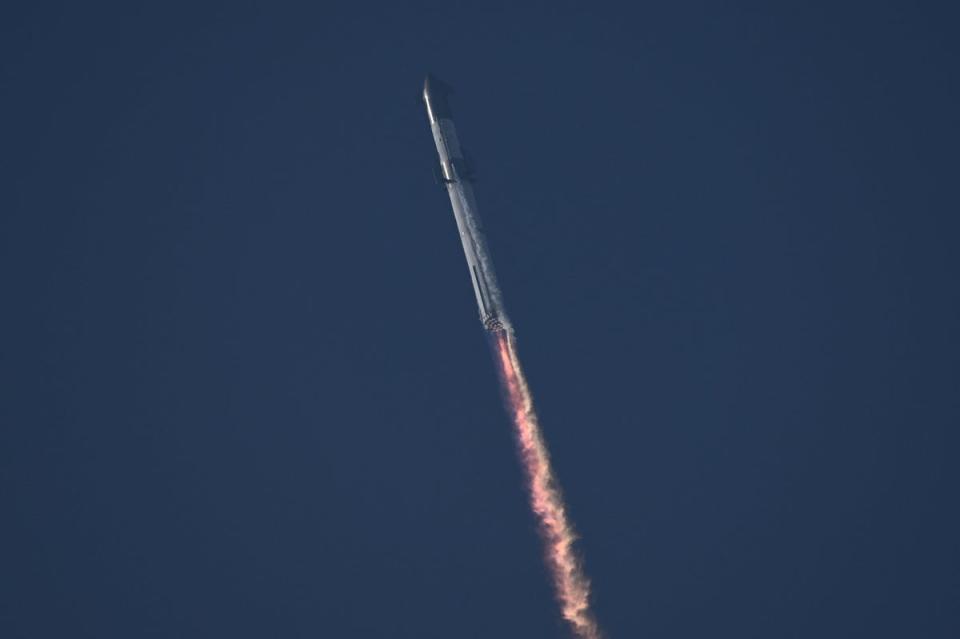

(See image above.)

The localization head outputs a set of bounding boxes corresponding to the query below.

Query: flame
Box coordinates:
[493,331,602,639]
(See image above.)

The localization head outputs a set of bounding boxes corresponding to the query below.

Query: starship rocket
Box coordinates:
[423,74,509,333]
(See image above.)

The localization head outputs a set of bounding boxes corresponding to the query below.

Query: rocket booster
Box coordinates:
[423,74,508,333]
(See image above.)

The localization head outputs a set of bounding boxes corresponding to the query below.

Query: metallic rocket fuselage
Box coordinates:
[423,75,508,332]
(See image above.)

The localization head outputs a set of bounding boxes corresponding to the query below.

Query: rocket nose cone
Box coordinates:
[423,73,453,121]
[423,73,447,96]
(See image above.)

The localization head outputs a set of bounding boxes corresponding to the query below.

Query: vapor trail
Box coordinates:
[492,330,602,639]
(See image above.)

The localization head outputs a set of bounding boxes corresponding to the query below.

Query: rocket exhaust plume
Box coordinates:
[492,329,602,639]
[423,74,602,637]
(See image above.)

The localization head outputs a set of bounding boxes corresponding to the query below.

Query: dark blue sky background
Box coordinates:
[2,2,958,637]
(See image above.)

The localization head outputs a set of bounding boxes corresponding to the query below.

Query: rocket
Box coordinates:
[423,74,509,333]
[424,76,602,639]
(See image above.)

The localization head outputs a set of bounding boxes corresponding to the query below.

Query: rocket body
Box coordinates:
[423,74,508,332]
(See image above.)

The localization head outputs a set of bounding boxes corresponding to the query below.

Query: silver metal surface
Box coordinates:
[423,74,508,332]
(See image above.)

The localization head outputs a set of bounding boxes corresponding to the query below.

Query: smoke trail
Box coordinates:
[492,330,602,639]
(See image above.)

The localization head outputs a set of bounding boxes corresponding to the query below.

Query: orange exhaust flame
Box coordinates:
[493,331,602,639]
